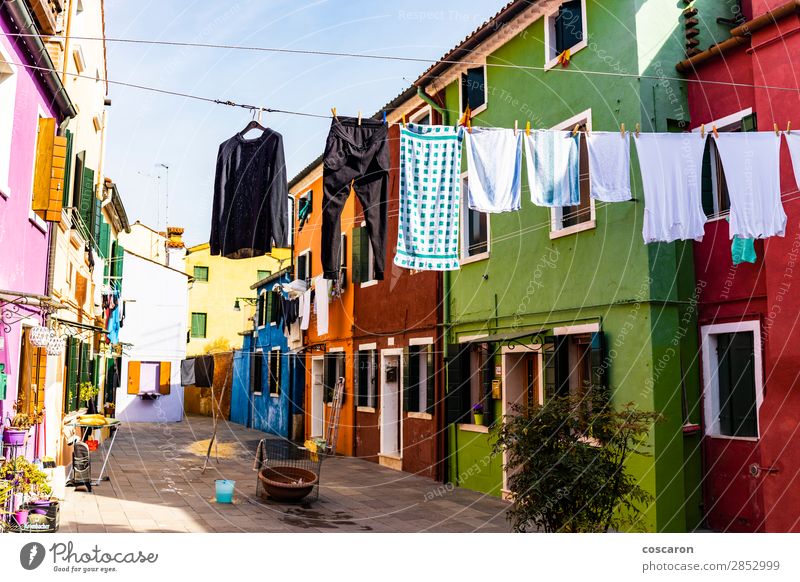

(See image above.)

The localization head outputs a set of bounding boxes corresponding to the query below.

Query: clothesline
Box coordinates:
[7,31,800,94]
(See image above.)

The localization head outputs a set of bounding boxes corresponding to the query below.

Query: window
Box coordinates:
[268,348,281,396]
[257,269,271,281]
[356,349,378,408]
[409,106,432,125]
[0,43,16,197]
[445,342,495,426]
[351,225,376,284]
[126,360,171,396]
[551,114,595,236]
[323,352,345,403]
[404,344,434,414]
[339,232,348,284]
[701,322,762,439]
[545,1,587,65]
[297,250,311,283]
[460,174,489,261]
[257,290,267,327]
[190,312,207,338]
[193,266,209,282]
[701,111,756,219]
[297,190,312,232]
[542,330,605,423]
[460,66,487,115]
[251,350,264,394]
[287,195,295,247]
[17,328,47,418]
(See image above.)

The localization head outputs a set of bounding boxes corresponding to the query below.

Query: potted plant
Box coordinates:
[3,411,32,446]
[472,403,485,426]
[79,381,100,414]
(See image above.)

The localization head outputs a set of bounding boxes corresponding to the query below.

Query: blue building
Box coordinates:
[231,269,304,439]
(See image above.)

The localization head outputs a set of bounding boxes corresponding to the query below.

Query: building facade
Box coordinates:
[678,0,800,532]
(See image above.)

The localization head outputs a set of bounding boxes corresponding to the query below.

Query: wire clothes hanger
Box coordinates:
[239,107,267,137]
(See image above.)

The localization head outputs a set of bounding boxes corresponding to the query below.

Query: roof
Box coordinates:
[186,242,211,254]
[250,267,292,290]
[288,155,323,190]
[123,248,190,278]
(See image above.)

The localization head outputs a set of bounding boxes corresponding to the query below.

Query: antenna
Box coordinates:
[157,163,170,229]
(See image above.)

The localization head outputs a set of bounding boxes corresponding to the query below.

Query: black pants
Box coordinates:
[322,116,389,280]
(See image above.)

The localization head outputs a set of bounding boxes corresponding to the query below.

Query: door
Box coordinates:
[310,357,324,437]
[380,352,402,457]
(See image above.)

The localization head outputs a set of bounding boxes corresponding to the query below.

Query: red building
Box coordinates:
[351,91,445,480]
[678,0,800,532]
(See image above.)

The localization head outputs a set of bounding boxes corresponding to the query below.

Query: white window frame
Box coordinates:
[286,194,295,247]
[544,0,589,71]
[268,346,281,398]
[459,172,490,265]
[700,320,763,441]
[257,289,267,329]
[0,41,17,199]
[409,105,433,125]
[549,109,595,239]
[692,107,752,222]
[252,348,263,395]
[358,221,378,288]
[406,340,434,418]
[457,63,488,117]
[356,347,378,413]
[296,248,311,281]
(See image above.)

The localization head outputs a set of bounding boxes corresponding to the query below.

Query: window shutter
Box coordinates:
[79,166,95,233]
[543,336,569,400]
[79,341,90,385]
[72,151,85,209]
[426,345,435,414]
[589,331,607,397]
[64,337,80,412]
[402,347,411,412]
[741,112,758,132]
[351,227,363,284]
[113,241,124,280]
[32,117,55,219]
[62,129,74,207]
[481,345,495,425]
[99,221,110,260]
[32,345,47,416]
[445,344,471,424]
[371,351,379,408]
[159,361,171,395]
[92,188,102,249]
[127,361,141,394]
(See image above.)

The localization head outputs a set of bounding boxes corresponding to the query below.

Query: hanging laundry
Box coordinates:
[300,289,312,331]
[282,296,298,334]
[463,128,522,212]
[180,359,196,386]
[784,132,800,198]
[525,130,580,207]
[634,133,707,243]
[315,277,329,336]
[194,355,215,388]
[712,132,786,239]
[210,127,288,259]
[269,290,283,325]
[586,131,632,202]
[395,124,463,271]
[322,116,389,280]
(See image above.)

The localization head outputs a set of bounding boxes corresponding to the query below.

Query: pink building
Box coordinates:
[0,1,75,449]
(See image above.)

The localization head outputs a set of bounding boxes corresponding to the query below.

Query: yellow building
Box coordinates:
[185,243,291,356]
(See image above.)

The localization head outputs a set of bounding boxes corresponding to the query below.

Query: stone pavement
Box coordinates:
[59,415,512,533]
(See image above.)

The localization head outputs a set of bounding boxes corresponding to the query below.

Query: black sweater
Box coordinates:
[210,128,288,258]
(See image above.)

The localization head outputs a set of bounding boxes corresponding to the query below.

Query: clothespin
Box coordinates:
[556,49,571,67]
[382,110,387,125]
[467,116,472,133]
[525,121,531,136]
[700,124,705,139]
[712,124,719,139]
[620,122,625,137]
[514,120,518,136]
[257,107,263,124]
[788,121,792,134]
[635,123,640,138]
[358,111,362,126]
[774,122,780,136]
[331,107,338,120]
[571,123,581,137]
[401,113,406,128]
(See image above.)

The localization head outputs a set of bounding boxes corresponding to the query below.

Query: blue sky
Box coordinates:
[104,0,493,246]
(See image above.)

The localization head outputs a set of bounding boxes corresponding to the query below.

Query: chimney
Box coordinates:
[166,226,185,249]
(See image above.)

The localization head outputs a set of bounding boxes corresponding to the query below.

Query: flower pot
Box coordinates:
[13,509,29,526]
[3,427,28,446]
[473,413,484,426]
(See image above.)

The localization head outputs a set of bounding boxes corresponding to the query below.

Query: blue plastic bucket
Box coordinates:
[215,479,235,503]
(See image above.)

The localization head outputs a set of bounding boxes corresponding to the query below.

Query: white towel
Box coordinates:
[713,132,786,239]
[300,289,311,331]
[784,133,800,201]
[634,133,707,243]
[524,130,580,207]
[315,277,329,336]
[586,131,632,202]
[464,128,522,212]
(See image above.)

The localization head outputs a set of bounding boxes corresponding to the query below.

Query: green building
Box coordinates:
[414,0,730,532]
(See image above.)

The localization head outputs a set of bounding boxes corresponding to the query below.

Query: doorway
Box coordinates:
[310,357,324,437]
[380,351,402,459]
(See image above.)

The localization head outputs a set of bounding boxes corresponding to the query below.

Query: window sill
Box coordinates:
[549,219,596,240]
[407,412,432,421]
[357,406,376,413]
[458,423,489,434]
[460,251,490,266]
[29,214,48,234]
[253,392,263,396]
[360,280,378,289]
[544,39,588,71]
[469,103,488,117]
[269,393,280,399]
[707,434,759,442]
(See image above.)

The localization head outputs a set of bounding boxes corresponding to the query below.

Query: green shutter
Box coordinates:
[191,313,207,338]
[481,345,495,425]
[351,227,369,284]
[402,347,411,412]
[741,112,758,132]
[79,166,95,233]
[64,338,80,413]
[92,187,102,249]
[99,221,110,260]
[426,345,435,414]
[445,344,471,425]
[62,130,74,207]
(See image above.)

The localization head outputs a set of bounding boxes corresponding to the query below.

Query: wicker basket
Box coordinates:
[258,466,318,502]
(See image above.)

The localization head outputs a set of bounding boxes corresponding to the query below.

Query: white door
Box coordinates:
[380,353,402,457]
[310,358,324,437]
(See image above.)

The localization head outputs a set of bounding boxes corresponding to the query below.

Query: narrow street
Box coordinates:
[59,416,511,533]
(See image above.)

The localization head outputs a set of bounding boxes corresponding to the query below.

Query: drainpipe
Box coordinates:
[416,86,449,126]
[61,0,74,83]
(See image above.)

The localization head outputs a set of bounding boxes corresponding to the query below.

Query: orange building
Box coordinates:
[289,160,356,457]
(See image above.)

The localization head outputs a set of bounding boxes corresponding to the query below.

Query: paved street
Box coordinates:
[59,416,512,533]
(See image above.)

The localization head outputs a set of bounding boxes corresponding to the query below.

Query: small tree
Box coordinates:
[493,395,660,533]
